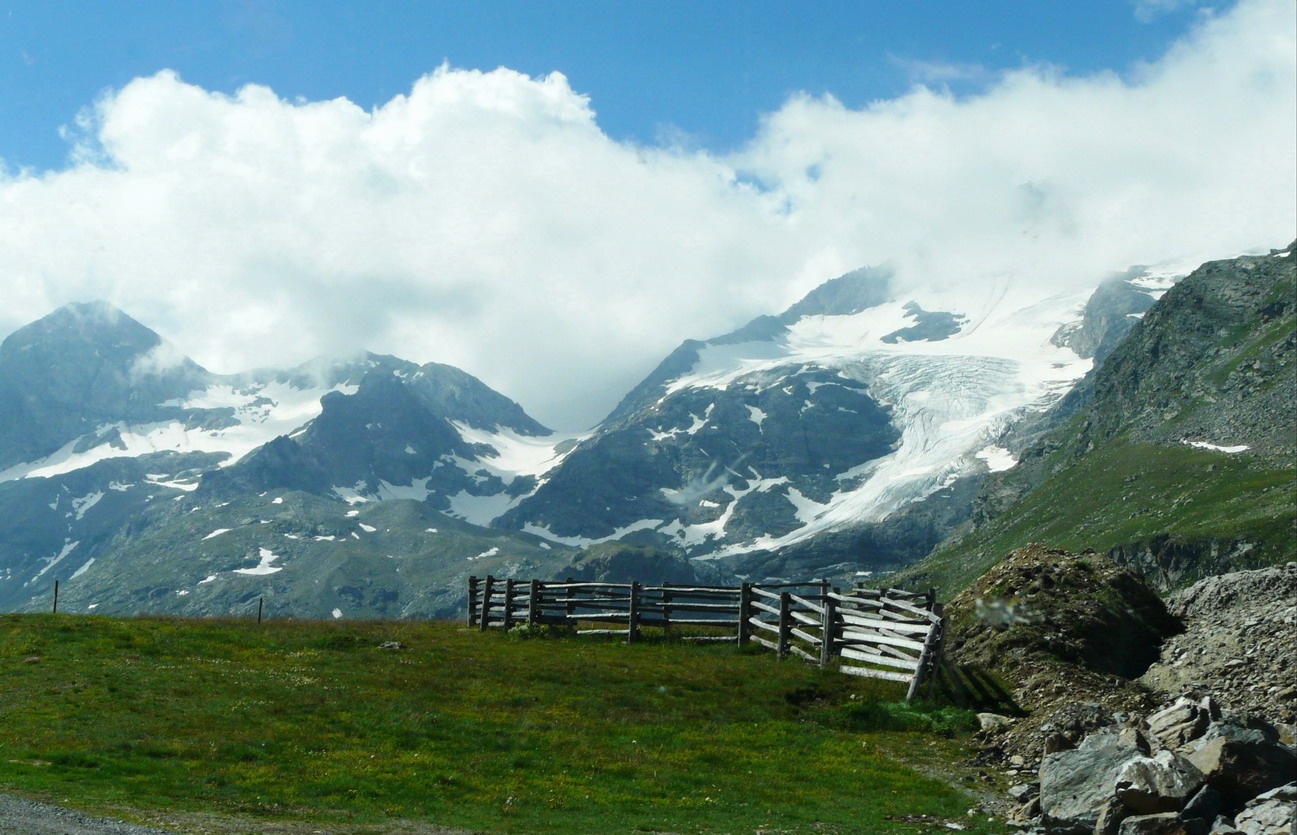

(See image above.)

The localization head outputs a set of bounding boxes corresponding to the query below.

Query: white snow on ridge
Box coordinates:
[0,381,356,485]
[203,528,232,540]
[447,490,517,526]
[70,491,105,520]
[975,445,1019,473]
[234,547,283,575]
[659,280,1095,557]
[1184,440,1250,454]
[31,540,78,583]
[451,422,581,483]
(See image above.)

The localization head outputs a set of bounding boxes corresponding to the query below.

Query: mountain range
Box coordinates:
[1,242,1291,617]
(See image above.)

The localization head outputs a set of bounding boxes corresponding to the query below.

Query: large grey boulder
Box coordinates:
[1040,733,1144,834]
[1116,750,1206,814]
[1118,812,1191,834]
[1184,724,1297,806]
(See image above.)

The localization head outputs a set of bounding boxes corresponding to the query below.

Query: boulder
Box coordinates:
[1116,750,1206,814]
[1181,786,1226,835]
[1149,697,1213,749]
[1233,783,1296,835]
[1040,734,1144,834]
[1184,724,1297,806]
[979,712,1015,732]
[1118,812,1191,834]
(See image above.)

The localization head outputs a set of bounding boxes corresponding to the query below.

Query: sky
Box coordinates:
[1,0,1294,430]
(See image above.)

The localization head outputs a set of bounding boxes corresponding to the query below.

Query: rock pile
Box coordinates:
[1140,565,1297,724]
[1000,695,1296,833]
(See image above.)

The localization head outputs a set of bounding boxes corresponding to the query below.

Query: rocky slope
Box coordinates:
[1140,564,1297,724]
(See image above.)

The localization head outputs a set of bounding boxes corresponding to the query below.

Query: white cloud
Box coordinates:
[0,0,1293,431]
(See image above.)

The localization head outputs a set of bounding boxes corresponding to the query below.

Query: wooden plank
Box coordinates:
[788,593,824,613]
[828,591,880,605]
[777,592,792,660]
[907,603,943,701]
[555,582,632,591]
[646,583,742,592]
[737,582,752,647]
[750,600,782,617]
[577,629,630,636]
[789,645,818,663]
[749,617,781,634]
[837,611,931,634]
[681,636,738,643]
[639,602,738,612]
[751,635,778,652]
[839,646,919,670]
[650,617,739,626]
[643,586,740,596]
[838,665,913,684]
[750,587,783,602]
[789,627,821,646]
[789,609,822,627]
[837,629,925,651]
[548,596,633,605]
[881,596,941,621]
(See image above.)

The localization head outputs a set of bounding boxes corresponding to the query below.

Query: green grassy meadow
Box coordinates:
[909,441,1295,594]
[0,614,1001,834]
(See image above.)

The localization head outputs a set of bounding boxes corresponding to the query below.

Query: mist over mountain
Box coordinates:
[0,242,1291,617]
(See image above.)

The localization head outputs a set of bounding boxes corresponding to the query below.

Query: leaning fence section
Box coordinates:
[467,576,948,701]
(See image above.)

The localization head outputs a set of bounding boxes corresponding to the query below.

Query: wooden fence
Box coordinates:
[466,576,949,702]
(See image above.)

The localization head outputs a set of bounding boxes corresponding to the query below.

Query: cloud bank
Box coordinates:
[1,0,1292,430]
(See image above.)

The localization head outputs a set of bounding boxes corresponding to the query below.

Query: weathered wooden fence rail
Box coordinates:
[467,576,949,702]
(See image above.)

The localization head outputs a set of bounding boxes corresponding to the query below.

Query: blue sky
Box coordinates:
[3,0,1219,172]
[0,0,1293,429]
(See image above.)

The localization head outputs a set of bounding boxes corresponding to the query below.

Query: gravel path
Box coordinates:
[0,793,178,835]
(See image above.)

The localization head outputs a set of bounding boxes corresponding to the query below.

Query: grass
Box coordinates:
[0,614,1003,834]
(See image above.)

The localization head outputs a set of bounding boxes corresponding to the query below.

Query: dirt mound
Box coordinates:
[944,545,1182,767]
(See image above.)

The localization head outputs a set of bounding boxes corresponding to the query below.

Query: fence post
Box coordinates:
[528,579,540,625]
[565,576,576,624]
[737,582,752,646]
[627,582,641,644]
[926,587,938,612]
[480,576,495,631]
[503,579,516,630]
[819,591,838,667]
[661,582,672,633]
[468,576,479,627]
[819,578,830,601]
[777,592,791,660]
[257,597,263,625]
[907,602,944,702]
[52,580,59,614]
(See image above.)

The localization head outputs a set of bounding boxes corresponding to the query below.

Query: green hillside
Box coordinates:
[905,440,1294,595]
[0,614,1002,834]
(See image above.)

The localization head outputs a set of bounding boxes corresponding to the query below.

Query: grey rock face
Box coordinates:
[0,301,212,470]
[1040,736,1143,834]
[1116,751,1205,814]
